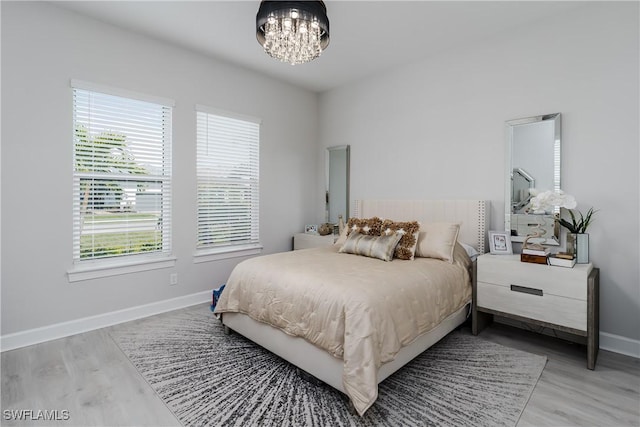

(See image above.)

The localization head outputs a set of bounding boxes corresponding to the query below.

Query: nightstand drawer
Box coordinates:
[477,282,587,331]
[477,255,591,300]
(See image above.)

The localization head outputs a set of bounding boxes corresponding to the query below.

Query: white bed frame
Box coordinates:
[222,200,489,398]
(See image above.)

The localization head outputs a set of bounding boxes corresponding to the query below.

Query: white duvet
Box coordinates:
[214,244,472,415]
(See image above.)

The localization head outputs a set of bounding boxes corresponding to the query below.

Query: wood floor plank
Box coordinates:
[2,305,639,426]
[474,323,640,427]
[1,328,179,427]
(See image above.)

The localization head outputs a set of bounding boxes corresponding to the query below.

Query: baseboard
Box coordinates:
[496,317,640,359]
[1,290,211,352]
[600,332,640,359]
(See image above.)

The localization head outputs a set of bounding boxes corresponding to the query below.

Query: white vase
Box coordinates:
[576,233,589,263]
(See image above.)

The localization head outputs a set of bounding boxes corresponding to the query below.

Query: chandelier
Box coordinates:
[256,1,330,65]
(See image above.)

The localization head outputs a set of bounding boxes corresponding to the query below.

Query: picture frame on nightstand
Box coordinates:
[488,230,513,254]
[304,224,318,234]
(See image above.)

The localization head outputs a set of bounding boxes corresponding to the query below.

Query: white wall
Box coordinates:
[318,3,640,344]
[1,2,319,335]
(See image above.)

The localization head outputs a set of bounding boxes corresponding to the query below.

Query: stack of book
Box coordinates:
[548,252,577,268]
[520,247,550,264]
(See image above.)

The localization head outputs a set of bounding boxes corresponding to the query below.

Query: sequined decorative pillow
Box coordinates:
[381,220,420,260]
[339,231,403,262]
[346,217,385,236]
[345,217,420,260]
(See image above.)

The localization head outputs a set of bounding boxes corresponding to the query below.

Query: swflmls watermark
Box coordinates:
[3,409,70,421]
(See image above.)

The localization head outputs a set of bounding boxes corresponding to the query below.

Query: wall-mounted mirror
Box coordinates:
[505,113,561,245]
[325,145,350,224]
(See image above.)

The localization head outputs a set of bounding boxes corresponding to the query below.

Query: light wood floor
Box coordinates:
[2,304,639,427]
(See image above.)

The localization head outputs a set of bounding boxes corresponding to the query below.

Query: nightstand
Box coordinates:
[473,254,599,369]
[292,233,336,250]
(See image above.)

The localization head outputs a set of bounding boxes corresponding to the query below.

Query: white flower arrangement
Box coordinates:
[528,189,577,214]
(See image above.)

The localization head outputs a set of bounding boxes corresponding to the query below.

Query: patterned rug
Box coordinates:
[109,304,546,427]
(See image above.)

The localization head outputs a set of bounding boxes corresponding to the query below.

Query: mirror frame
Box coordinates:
[505,113,561,245]
[325,145,350,224]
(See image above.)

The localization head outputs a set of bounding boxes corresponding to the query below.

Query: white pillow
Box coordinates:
[459,242,479,261]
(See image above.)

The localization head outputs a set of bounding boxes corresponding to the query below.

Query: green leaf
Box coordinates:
[558,207,597,233]
[557,218,578,233]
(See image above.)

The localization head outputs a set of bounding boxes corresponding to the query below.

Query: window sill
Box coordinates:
[67,256,177,282]
[193,244,263,263]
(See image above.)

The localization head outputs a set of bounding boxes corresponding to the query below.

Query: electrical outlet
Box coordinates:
[169,273,178,286]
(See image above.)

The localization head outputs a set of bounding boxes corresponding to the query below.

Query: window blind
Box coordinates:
[196,108,260,250]
[72,86,172,262]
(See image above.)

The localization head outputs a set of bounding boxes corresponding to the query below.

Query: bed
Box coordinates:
[214,199,489,416]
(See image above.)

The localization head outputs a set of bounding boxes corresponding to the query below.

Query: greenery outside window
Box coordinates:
[71,80,173,274]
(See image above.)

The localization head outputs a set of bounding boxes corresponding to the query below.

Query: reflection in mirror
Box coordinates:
[505,113,561,245]
[512,168,535,212]
[325,145,350,224]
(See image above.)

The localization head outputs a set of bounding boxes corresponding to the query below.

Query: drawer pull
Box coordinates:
[510,285,543,296]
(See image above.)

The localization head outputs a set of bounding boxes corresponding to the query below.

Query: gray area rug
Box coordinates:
[110,305,546,427]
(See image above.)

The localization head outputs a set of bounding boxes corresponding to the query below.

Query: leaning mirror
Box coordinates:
[325,145,350,224]
[505,113,561,245]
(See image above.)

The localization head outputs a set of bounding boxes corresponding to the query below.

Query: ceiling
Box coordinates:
[54,1,585,93]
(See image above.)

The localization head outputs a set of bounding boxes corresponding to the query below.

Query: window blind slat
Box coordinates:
[73,87,172,262]
[196,109,260,250]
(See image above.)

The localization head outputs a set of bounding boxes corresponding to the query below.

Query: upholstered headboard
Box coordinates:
[352,200,490,254]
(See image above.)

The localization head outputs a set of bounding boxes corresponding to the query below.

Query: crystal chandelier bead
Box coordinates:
[256,1,330,65]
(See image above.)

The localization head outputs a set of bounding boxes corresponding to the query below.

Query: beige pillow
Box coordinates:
[415,222,461,263]
[339,231,403,262]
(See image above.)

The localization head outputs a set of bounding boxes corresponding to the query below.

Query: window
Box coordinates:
[196,106,260,259]
[71,81,173,270]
